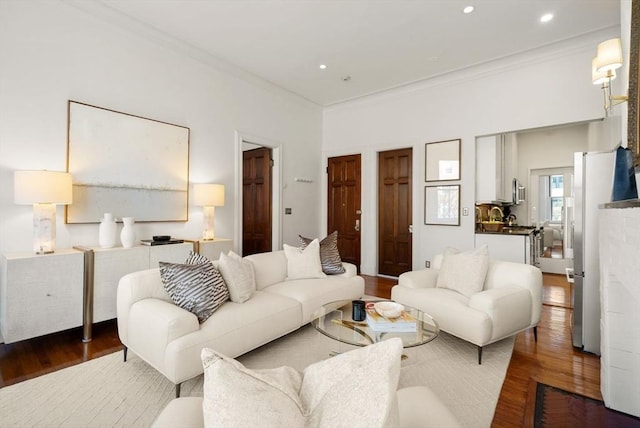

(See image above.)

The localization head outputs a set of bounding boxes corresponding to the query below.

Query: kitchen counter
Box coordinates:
[475,226,536,236]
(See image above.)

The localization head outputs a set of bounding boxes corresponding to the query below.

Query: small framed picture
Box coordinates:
[424,185,460,226]
[425,139,461,182]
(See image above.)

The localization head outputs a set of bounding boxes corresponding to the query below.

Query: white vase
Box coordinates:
[120,217,136,248]
[98,213,117,249]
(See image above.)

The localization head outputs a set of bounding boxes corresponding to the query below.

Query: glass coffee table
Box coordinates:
[310,299,439,350]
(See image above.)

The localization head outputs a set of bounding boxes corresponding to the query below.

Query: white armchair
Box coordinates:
[391,253,542,364]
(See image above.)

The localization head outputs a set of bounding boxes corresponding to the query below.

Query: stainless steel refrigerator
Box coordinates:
[571,150,615,354]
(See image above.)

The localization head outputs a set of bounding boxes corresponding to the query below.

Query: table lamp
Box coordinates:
[193,183,224,240]
[14,170,73,254]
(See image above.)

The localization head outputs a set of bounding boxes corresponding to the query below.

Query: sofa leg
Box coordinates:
[123,346,128,362]
[477,346,483,365]
[175,383,181,398]
[533,326,538,342]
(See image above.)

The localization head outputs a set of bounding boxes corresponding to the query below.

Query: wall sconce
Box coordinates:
[592,37,628,116]
[14,170,73,254]
[193,183,225,240]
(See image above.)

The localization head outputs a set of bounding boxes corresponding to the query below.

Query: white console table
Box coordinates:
[1,249,84,343]
[190,238,233,261]
[1,239,233,344]
[80,242,194,334]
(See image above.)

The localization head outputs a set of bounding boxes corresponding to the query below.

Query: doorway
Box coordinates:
[529,166,573,274]
[242,146,272,256]
[327,154,361,270]
[235,132,282,257]
[378,148,413,277]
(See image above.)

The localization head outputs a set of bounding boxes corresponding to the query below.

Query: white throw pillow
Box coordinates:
[436,245,490,297]
[201,338,403,428]
[217,251,256,303]
[283,239,326,280]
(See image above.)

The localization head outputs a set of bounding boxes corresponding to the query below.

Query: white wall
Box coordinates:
[0,0,323,253]
[322,28,622,275]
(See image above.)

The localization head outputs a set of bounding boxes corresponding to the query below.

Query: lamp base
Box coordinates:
[33,203,56,254]
[202,206,215,241]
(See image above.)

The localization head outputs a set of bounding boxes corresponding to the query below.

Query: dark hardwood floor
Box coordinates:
[0,273,601,427]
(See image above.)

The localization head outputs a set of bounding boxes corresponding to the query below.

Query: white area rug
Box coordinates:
[0,325,514,427]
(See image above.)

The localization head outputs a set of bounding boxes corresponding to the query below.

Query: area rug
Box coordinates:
[533,382,640,428]
[0,325,514,427]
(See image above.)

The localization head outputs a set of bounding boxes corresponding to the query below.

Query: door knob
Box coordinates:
[408,225,413,233]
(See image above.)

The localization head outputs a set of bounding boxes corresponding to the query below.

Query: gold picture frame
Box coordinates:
[628,0,639,169]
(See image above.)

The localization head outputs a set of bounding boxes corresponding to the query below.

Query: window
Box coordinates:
[549,174,564,222]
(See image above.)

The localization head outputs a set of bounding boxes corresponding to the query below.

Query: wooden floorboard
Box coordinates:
[0,273,601,427]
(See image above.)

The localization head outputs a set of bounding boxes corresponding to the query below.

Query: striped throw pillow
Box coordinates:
[299,230,345,275]
[159,257,229,323]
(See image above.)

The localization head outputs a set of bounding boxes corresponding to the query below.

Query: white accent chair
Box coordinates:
[391,254,542,364]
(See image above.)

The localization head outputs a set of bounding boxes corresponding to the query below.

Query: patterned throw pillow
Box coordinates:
[159,254,229,323]
[299,230,345,275]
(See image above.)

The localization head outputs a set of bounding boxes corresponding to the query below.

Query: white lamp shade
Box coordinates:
[193,183,225,207]
[592,57,615,85]
[14,170,72,205]
[595,38,623,73]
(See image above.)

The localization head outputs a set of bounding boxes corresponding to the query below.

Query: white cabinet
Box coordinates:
[476,134,518,203]
[475,233,529,264]
[192,238,233,261]
[1,250,84,343]
[91,243,193,323]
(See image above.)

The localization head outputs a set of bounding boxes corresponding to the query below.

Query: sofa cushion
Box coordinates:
[283,240,326,280]
[436,245,489,297]
[158,261,229,323]
[218,251,256,303]
[244,251,288,290]
[201,338,402,427]
[299,231,345,275]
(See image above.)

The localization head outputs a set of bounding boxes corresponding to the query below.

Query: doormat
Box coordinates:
[534,382,640,427]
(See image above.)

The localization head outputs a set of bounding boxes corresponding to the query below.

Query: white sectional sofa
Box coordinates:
[392,252,542,364]
[117,250,364,396]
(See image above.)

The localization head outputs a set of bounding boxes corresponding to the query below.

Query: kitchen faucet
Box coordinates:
[489,206,504,222]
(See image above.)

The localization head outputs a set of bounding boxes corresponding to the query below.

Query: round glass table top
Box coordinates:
[310,299,439,348]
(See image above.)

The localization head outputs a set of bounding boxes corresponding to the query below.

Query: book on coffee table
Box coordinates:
[365,308,417,332]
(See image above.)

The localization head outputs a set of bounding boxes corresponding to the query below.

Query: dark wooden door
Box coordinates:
[378,148,412,276]
[327,154,361,270]
[242,147,272,256]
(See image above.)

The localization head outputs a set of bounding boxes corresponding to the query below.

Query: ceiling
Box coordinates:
[95,0,620,106]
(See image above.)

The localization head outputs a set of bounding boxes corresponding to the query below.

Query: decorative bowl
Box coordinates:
[374,301,404,319]
[481,221,504,232]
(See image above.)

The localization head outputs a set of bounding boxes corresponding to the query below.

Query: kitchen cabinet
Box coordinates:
[475,233,530,264]
[475,134,517,203]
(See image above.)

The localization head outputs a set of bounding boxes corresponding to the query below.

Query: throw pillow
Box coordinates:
[201,337,403,427]
[436,245,490,297]
[299,231,345,275]
[217,251,256,303]
[283,239,326,280]
[159,261,229,323]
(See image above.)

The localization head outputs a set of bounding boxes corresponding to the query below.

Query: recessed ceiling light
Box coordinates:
[463,6,474,14]
[319,64,327,70]
[540,13,553,23]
